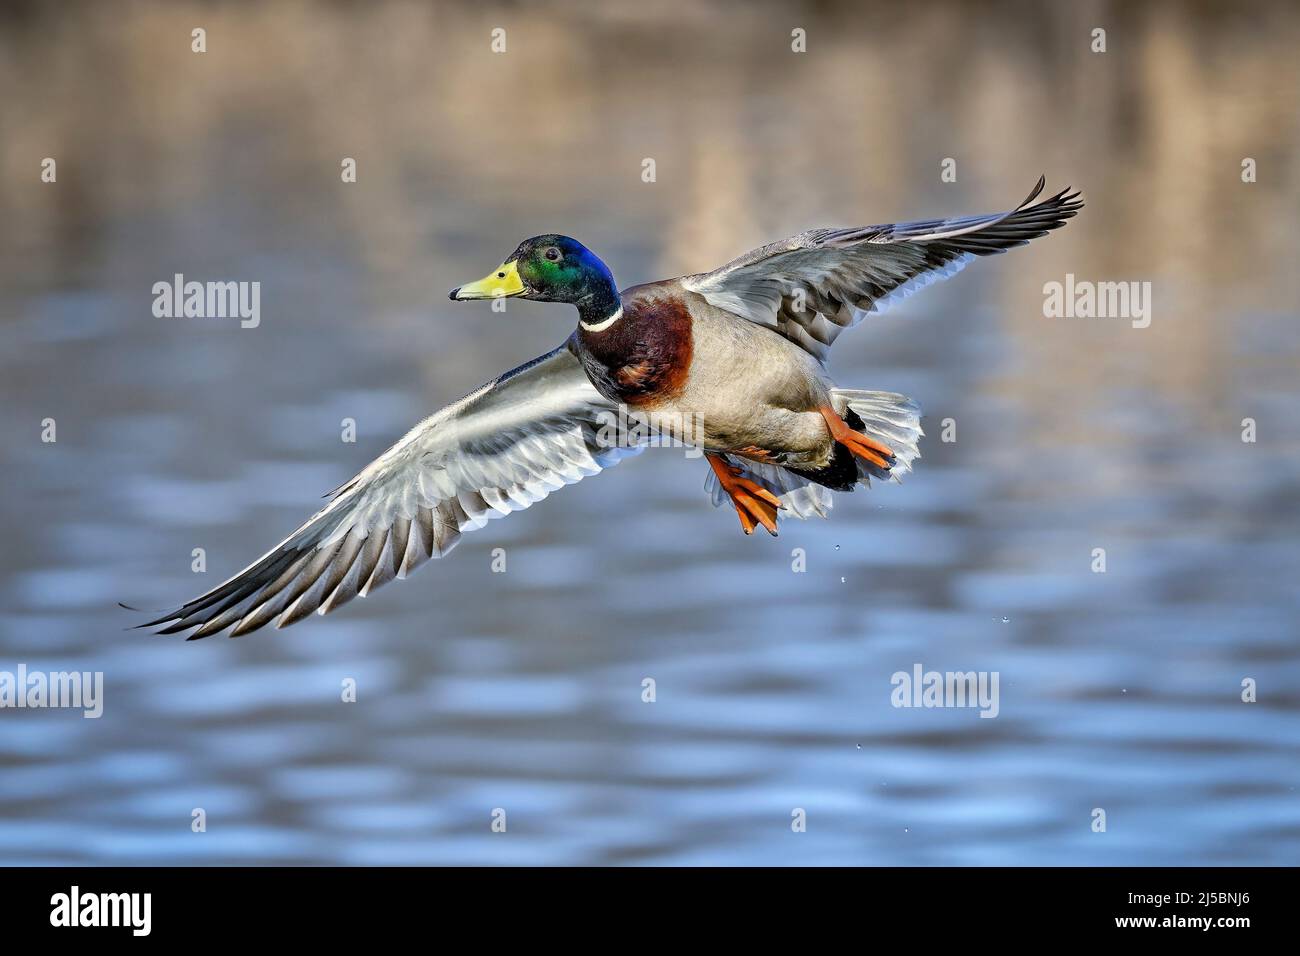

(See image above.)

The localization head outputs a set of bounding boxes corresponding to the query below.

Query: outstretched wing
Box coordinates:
[136,340,641,639]
[681,177,1082,361]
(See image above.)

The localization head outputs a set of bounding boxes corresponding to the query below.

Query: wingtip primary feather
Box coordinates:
[120,601,184,633]
[1017,174,1047,210]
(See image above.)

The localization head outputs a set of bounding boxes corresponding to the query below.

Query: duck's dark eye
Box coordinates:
[545,247,562,262]
[497,272,506,278]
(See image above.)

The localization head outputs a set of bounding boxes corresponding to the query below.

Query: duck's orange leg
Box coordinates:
[706,454,783,536]
[817,405,895,471]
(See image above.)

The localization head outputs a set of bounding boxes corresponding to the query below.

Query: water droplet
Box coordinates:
[1000,616,1010,624]
[834,544,841,551]
[903,827,910,834]
[840,576,846,584]
[855,743,862,750]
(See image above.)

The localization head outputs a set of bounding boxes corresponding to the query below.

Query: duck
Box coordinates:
[136,177,1081,638]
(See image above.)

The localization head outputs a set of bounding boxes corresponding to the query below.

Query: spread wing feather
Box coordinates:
[681,176,1082,360]
[136,340,641,639]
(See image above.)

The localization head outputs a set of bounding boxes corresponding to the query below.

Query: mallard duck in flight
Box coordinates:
[136,178,1080,638]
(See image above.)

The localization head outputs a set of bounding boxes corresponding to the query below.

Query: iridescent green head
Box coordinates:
[449,235,617,307]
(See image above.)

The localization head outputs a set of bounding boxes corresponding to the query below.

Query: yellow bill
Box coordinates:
[449,260,525,300]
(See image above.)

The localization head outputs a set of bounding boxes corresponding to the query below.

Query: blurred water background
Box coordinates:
[0,0,1297,865]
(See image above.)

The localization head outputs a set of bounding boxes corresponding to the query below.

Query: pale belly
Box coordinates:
[641,307,838,468]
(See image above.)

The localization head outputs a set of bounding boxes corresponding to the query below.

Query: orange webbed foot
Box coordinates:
[817,406,896,471]
[707,454,783,536]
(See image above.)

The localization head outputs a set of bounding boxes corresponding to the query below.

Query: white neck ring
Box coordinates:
[580,307,623,333]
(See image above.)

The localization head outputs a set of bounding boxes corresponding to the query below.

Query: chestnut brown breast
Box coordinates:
[574,286,693,408]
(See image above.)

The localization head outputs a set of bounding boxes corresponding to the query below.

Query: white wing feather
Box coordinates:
[141,341,642,638]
